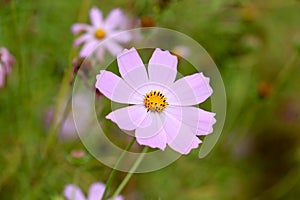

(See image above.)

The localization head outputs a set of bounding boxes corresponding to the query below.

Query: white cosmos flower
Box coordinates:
[71,7,132,61]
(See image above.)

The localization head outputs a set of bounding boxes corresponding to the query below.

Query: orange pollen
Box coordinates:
[144,90,168,113]
[94,28,106,39]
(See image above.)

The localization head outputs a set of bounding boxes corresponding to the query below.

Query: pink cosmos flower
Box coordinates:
[0,47,15,88]
[64,182,123,200]
[95,48,216,154]
[44,92,94,141]
[71,7,132,61]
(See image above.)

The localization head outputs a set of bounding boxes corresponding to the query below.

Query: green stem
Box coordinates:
[42,94,72,158]
[10,0,24,87]
[273,54,297,93]
[111,146,148,199]
[41,0,91,159]
[101,137,136,200]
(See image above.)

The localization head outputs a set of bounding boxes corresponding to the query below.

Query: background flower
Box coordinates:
[44,92,94,141]
[71,7,132,61]
[64,182,123,200]
[0,47,15,88]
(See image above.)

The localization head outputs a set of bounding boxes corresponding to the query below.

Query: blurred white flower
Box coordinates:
[71,7,132,61]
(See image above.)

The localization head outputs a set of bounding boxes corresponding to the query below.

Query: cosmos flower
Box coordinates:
[95,47,216,154]
[64,182,123,200]
[0,47,15,88]
[71,7,132,61]
[44,92,94,141]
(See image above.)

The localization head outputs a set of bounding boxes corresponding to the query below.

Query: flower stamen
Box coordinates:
[144,90,168,113]
[94,28,106,39]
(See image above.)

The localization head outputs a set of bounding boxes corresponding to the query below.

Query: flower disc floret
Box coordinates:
[144,90,168,113]
[94,28,106,39]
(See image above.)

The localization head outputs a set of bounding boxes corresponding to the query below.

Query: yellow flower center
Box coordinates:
[144,90,168,113]
[94,28,106,39]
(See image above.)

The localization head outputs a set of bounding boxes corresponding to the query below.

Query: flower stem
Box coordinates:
[41,0,91,159]
[111,146,148,199]
[101,137,136,200]
[273,53,297,91]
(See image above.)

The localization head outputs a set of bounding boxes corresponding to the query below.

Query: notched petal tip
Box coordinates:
[148,48,178,84]
[96,70,107,79]
[135,122,168,151]
[153,48,178,64]
[95,70,110,91]
[199,72,213,94]
[95,70,107,89]
[196,110,217,135]
[117,47,138,58]
[211,113,217,124]
[181,137,202,155]
[137,139,167,151]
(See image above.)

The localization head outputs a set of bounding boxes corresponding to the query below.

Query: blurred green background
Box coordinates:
[1,0,300,199]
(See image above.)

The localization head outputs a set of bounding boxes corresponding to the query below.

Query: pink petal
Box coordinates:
[104,41,123,56]
[168,73,213,106]
[87,182,105,200]
[163,113,202,154]
[71,23,92,34]
[104,8,124,30]
[74,34,93,47]
[127,82,181,105]
[0,66,5,88]
[166,106,216,136]
[95,47,105,61]
[106,105,150,131]
[117,48,148,89]
[64,184,86,200]
[168,130,201,155]
[95,70,143,104]
[79,40,98,57]
[135,112,167,150]
[60,114,77,140]
[90,7,103,27]
[0,47,14,73]
[148,48,178,86]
